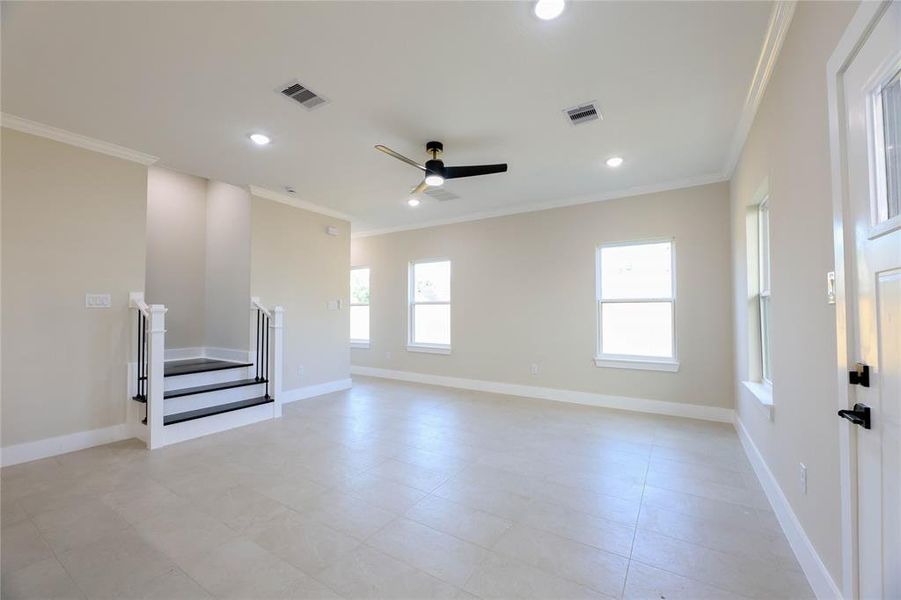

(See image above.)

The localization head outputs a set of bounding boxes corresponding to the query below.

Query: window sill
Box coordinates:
[593,356,679,372]
[350,341,370,349]
[742,380,774,420]
[407,344,451,355]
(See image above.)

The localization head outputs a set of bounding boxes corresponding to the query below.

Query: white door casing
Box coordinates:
[829,2,901,598]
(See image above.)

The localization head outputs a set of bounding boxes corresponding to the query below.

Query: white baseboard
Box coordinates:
[205,347,254,363]
[164,347,252,362]
[1,424,133,467]
[281,378,353,404]
[350,366,733,423]
[734,417,841,599]
[164,347,205,361]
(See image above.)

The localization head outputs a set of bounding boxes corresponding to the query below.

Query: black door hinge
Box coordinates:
[849,362,870,387]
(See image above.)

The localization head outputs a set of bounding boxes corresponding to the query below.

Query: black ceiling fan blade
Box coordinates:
[444,164,508,180]
[375,145,426,171]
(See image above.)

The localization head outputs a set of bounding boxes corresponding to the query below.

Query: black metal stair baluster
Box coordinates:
[256,310,261,382]
[135,311,141,400]
[265,314,270,399]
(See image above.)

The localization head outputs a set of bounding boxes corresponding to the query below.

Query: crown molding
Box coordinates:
[1,113,159,165]
[722,0,797,178]
[351,172,727,238]
[248,185,354,222]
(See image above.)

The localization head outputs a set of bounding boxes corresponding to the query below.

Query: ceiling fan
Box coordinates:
[375,141,507,196]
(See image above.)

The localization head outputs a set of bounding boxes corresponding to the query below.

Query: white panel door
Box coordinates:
[840,2,901,598]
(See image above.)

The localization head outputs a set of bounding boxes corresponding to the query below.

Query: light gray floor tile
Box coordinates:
[492,524,628,597]
[623,561,749,599]
[0,557,86,600]
[0,377,810,600]
[1,519,54,575]
[367,517,488,586]
[464,551,611,600]
[317,544,462,599]
[404,495,514,548]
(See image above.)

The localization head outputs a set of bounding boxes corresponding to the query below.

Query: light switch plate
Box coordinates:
[327,300,339,310]
[85,293,111,308]
[826,271,836,304]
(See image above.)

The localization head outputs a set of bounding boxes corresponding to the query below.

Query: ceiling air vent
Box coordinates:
[563,101,602,126]
[279,81,327,110]
[423,187,460,202]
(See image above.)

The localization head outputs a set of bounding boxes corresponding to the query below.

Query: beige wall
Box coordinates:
[729,0,857,586]
[250,196,350,391]
[146,168,251,351]
[205,180,251,351]
[1,128,147,446]
[352,182,734,410]
[146,167,207,349]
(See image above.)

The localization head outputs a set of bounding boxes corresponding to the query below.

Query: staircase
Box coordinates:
[129,294,284,449]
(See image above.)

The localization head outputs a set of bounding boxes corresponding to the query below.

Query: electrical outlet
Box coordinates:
[530,363,539,375]
[385,351,392,360]
[297,365,305,378]
[799,463,807,494]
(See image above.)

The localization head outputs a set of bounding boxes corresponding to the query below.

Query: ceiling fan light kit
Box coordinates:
[375,140,508,203]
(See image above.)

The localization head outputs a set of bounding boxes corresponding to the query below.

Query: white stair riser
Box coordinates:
[163,367,255,391]
[164,383,268,416]
[163,402,274,446]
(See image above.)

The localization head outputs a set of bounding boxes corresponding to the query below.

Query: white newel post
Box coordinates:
[271,306,285,418]
[146,304,167,449]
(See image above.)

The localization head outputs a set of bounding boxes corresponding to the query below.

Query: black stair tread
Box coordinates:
[164,358,253,377]
[164,396,273,426]
[165,378,266,399]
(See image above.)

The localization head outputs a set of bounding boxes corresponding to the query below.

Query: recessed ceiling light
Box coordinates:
[534,0,565,20]
[424,174,445,187]
[606,156,624,168]
[249,133,270,146]
[407,197,421,207]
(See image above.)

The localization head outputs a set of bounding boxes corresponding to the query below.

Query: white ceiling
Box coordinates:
[2,1,772,234]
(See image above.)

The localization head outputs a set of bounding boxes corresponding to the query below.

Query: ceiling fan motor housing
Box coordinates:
[425,158,445,177]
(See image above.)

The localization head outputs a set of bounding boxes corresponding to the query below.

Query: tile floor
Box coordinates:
[0,377,812,599]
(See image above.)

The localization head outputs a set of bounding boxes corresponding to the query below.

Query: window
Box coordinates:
[595,240,677,371]
[757,200,773,384]
[408,259,451,353]
[872,68,900,225]
[350,267,370,347]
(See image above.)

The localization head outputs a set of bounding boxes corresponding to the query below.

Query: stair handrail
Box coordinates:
[251,296,271,319]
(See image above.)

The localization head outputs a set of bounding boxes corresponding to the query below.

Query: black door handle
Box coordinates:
[838,403,871,429]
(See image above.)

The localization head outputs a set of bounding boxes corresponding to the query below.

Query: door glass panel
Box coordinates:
[880,70,900,221]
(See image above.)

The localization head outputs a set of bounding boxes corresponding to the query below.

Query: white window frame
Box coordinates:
[757,199,773,387]
[350,266,370,349]
[594,238,678,372]
[407,258,451,354]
